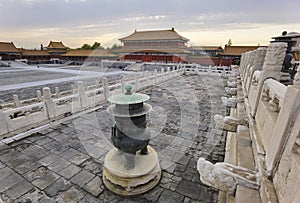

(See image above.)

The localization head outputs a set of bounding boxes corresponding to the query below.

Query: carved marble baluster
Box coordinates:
[251,42,287,117]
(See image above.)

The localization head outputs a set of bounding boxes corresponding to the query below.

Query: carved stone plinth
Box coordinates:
[197,158,258,194]
[227,81,237,88]
[214,115,248,132]
[225,87,240,96]
[221,97,244,108]
[103,146,161,196]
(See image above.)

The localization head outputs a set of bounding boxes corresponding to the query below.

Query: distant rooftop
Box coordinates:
[220,45,261,56]
[45,41,68,49]
[191,46,223,51]
[119,28,189,42]
[0,42,20,53]
[116,48,191,54]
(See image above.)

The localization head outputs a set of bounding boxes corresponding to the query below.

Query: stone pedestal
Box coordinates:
[103,146,161,196]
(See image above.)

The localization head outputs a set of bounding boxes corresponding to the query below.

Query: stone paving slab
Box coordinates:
[0,74,227,202]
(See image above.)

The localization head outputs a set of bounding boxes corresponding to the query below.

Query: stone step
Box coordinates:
[236,103,247,121]
[235,185,261,203]
[236,125,256,171]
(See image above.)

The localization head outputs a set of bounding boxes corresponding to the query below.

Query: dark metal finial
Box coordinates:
[125,84,132,95]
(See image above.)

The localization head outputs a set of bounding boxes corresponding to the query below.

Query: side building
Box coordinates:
[44,41,69,58]
[18,41,68,64]
[19,49,51,63]
[0,42,21,60]
[219,45,262,66]
[60,49,118,64]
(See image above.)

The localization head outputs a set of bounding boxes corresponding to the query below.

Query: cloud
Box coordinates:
[0,0,299,48]
[1,0,299,29]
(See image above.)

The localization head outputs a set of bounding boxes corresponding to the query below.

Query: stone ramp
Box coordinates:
[0,61,9,67]
[7,60,29,67]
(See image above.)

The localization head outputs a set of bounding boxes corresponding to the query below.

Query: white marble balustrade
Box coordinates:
[0,68,184,137]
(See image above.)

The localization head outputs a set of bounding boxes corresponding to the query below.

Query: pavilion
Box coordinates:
[118,28,191,63]
[44,41,69,58]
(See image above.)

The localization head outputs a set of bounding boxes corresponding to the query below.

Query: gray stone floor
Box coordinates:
[0,73,227,203]
[0,66,128,102]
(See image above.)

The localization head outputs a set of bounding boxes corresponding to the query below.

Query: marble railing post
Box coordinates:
[243,50,257,83]
[167,67,170,80]
[222,66,226,77]
[251,42,287,117]
[241,52,250,80]
[244,52,253,79]
[78,81,88,108]
[161,67,165,81]
[115,84,122,94]
[13,95,21,108]
[55,87,60,98]
[242,51,256,82]
[36,90,42,102]
[0,110,8,135]
[121,75,125,94]
[267,65,300,176]
[239,53,245,73]
[195,65,199,74]
[240,53,246,77]
[208,65,212,75]
[245,47,267,96]
[244,50,256,78]
[43,87,56,119]
[146,71,149,86]
[135,74,139,91]
[71,84,75,94]
[102,77,109,100]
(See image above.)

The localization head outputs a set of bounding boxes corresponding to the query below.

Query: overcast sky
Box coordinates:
[0,0,299,49]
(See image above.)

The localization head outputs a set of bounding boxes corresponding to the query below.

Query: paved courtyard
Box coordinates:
[0,65,131,103]
[0,73,227,202]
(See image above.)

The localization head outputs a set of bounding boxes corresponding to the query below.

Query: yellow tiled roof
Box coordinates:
[116,47,191,54]
[45,41,67,49]
[0,42,20,53]
[120,28,189,42]
[21,49,50,56]
[220,46,262,56]
[191,46,223,51]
